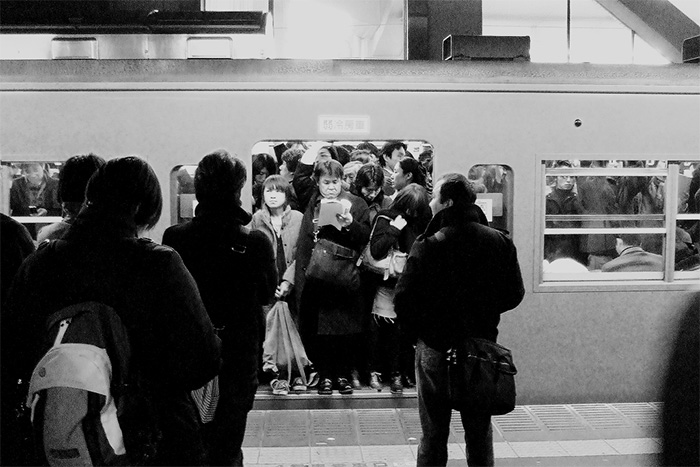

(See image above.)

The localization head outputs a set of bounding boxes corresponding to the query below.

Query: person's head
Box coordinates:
[262,174,293,211]
[335,145,351,166]
[430,173,477,216]
[316,145,339,163]
[85,156,162,231]
[22,163,46,187]
[58,154,106,214]
[378,141,406,168]
[616,233,643,254]
[356,141,379,157]
[354,162,385,204]
[553,160,574,191]
[279,147,304,181]
[313,159,344,200]
[195,150,247,208]
[419,149,434,175]
[391,183,431,229]
[349,149,373,164]
[343,161,363,189]
[393,157,427,192]
[252,153,277,185]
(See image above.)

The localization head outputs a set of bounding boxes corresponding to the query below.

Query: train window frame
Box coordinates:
[468,164,514,236]
[1,161,65,239]
[534,157,700,293]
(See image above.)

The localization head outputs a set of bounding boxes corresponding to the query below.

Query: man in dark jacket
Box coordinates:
[395,173,524,467]
[163,150,277,466]
[3,157,221,466]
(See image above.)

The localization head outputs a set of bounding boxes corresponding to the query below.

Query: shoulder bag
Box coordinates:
[306,237,361,292]
[358,215,408,280]
[447,338,517,416]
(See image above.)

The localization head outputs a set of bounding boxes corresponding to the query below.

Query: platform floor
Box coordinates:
[241,402,662,466]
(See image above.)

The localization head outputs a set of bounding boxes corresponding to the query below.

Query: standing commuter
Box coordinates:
[10,162,62,238]
[395,173,524,466]
[37,153,106,243]
[163,150,277,466]
[377,141,406,197]
[3,156,222,466]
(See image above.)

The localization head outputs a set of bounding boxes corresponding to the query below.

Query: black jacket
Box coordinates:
[4,206,221,465]
[394,204,524,351]
[162,204,277,383]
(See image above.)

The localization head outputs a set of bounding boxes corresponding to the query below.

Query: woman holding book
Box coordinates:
[294,159,370,395]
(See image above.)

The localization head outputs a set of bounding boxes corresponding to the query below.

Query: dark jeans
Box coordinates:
[205,360,257,466]
[368,314,400,375]
[415,339,494,467]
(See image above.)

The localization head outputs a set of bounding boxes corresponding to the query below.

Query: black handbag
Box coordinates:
[306,238,361,291]
[446,338,517,415]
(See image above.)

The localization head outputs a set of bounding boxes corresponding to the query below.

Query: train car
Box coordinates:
[1,59,698,405]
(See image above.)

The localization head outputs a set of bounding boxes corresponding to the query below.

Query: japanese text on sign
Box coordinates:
[318,115,370,134]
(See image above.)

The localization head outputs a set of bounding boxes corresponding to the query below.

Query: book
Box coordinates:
[318,198,351,230]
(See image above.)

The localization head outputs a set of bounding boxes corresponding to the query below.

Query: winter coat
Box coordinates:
[162,204,277,392]
[4,206,221,465]
[251,205,303,286]
[295,191,370,335]
[394,204,524,351]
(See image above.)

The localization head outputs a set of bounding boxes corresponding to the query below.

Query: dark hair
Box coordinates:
[195,150,247,207]
[554,160,573,168]
[618,233,643,247]
[85,156,162,230]
[378,141,407,167]
[356,141,378,156]
[313,159,344,182]
[354,163,384,190]
[58,154,106,203]
[252,153,278,179]
[436,173,477,207]
[350,149,373,164]
[281,147,304,174]
[262,174,294,208]
[335,145,351,166]
[318,145,339,162]
[391,183,431,231]
[397,157,428,188]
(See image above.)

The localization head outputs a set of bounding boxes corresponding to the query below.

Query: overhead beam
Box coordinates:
[594,0,700,63]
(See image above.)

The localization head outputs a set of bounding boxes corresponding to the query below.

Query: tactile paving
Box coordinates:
[528,404,588,431]
[570,404,631,430]
[242,410,265,447]
[262,410,310,447]
[311,409,358,446]
[356,409,405,445]
[611,402,660,430]
[493,406,542,433]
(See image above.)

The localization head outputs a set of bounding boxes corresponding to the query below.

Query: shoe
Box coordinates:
[390,374,403,394]
[402,374,416,389]
[318,378,333,395]
[351,369,362,390]
[369,372,383,392]
[271,378,289,395]
[306,366,320,388]
[336,377,354,395]
[291,376,307,392]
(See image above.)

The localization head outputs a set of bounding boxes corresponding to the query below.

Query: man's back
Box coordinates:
[601,247,664,272]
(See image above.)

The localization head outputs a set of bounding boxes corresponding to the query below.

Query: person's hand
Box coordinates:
[390,214,407,230]
[337,211,353,228]
[275,280,292,299]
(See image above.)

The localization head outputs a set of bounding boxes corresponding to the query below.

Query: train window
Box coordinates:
[0,161,64,241]
[468,164,514,235]
[538,159,700,287]
[171,165,197,224]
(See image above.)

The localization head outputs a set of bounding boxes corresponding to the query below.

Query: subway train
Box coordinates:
[1,58,698,406]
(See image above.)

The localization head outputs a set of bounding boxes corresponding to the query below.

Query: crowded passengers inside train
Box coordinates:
[2,143,699,399]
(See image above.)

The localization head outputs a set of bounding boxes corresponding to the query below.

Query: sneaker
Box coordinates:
[271,379,289,395]
[369,372,383,392]
[306,366,320,388]
[336,377,353,395]
[291,376,307,392]
[351,369,362,390]
[318,378,333,395]
[390,374,403,394]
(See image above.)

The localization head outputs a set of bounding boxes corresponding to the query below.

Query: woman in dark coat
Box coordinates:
[3,157,221,466]
[294,159,370,395]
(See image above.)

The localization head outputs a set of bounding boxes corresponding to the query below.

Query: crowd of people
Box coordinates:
[544,159,700,274]
[1,147,698,466]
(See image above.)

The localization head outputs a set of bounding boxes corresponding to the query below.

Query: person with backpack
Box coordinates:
[162,150,277,466]
[3,156,222,466]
